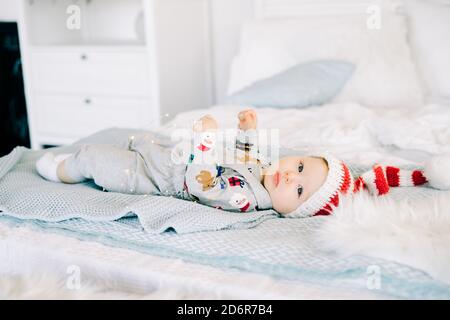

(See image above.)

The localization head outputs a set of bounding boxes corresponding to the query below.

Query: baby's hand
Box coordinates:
[238,109,257,131]
[193,114,218,132]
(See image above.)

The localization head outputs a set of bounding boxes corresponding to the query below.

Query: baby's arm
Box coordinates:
[193,114,218,133]
[185,163,258,212]
[185,113,258,212]
[237,109,257,131]
[235,109,260,164]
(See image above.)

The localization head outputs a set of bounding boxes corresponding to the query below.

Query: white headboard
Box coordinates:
[253,0,404,19]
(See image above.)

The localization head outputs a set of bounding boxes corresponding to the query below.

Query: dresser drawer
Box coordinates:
[31,49,150,97]
[36,95,151,139]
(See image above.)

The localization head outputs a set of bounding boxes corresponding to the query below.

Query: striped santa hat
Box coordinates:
[286,153,450,218]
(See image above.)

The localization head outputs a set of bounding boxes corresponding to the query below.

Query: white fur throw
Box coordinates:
[0,274,216,300]
[316,191,450,285]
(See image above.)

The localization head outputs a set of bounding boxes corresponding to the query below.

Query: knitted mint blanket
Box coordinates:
[0,129,276,234]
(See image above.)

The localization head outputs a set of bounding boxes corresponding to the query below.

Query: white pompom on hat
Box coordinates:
[423,153,450,190]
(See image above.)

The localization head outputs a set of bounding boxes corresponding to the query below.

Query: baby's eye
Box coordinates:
[297,186,303,197]
[298,163,304,173]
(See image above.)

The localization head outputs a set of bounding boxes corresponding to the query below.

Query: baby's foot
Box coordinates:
[36,152,59,182]
[193,114,218,132]
[238,109,257,131]
[36,152,71,182]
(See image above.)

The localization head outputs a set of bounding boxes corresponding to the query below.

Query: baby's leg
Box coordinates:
[37,144,156,194]
[35,152,74,183]
[57,157,84,184]
[65,144,155,193]
[36,148,96,184]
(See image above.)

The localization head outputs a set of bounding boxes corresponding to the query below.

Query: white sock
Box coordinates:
[36,152,73,183]
[54,153,72,163]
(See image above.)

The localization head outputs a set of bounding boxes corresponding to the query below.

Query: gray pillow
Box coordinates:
[226,60,355,108]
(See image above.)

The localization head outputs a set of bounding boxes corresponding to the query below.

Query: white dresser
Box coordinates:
[17,0,213,149]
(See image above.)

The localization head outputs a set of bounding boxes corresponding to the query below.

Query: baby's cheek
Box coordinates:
[271,192,296,215]
[273,202,294,216]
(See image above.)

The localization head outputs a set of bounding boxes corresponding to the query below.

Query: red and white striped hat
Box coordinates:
[286,153,450,218]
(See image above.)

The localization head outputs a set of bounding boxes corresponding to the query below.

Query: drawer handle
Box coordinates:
[80,54,88,61]
[84,98,91,105]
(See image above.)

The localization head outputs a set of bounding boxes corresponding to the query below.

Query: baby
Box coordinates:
[36,110,449,217]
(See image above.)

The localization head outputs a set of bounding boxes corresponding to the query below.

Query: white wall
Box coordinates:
[0,0,19,21]
[210,0,253,103]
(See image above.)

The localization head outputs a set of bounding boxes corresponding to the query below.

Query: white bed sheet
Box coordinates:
[161,102,450,165]
[2,101,450,299]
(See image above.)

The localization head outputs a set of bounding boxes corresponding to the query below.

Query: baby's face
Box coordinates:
[263,156,328,215]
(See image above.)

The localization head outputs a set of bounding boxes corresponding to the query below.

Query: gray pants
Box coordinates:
[64,133,187,196]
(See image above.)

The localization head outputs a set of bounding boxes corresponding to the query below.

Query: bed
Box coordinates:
[1,103,450,299]
[1,0,450,299]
